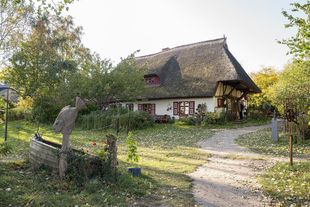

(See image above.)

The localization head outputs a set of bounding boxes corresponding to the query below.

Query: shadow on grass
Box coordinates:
[0,159,158,207]
[118,161,197,206]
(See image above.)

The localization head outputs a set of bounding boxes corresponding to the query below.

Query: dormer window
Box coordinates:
[144,74,160,87]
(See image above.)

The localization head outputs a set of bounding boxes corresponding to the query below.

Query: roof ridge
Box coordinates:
[136,37,226,59]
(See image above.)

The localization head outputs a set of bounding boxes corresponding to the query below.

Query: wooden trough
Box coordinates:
[29,135,61,172]
[29,134,118,179]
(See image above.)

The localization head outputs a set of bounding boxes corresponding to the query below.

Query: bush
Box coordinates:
[7,96,33,121]
[32,95,62,123]
[8,107,32,121]
[178,116,197,125]
[246,105,275,120]
[0,142,12,156]
[66,151,114,186]
[126,132,140,164]
[177,112,226,126]
[118,111,154,130]
[203,112,226,125]
[79,109,154,130]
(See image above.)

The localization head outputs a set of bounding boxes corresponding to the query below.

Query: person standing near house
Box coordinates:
[239,101,244,120]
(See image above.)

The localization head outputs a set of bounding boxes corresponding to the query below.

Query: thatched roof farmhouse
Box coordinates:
[129,38,260,120]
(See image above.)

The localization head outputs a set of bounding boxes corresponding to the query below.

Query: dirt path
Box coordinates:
[189,125,275,207]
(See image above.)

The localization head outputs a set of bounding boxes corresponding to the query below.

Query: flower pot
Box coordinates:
[128,167,141,176]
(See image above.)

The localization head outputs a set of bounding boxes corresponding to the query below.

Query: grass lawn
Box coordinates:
[235,128,310,158]
[0,121,212,207]
[235,128,310,206]
[258,162,310,206]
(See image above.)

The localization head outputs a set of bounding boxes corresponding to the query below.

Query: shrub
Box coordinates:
[32,95,61,123]
[118,111,154,130]
[66,134,118,186]
[0,142,12,156]
[79,109,154,130]
[8,107,32,121]
[178,116,198,125]
[66,152,114,186]
[178,111,227,126]
[203,112,226,125]
[8,96,33,121]
[126,132,140,165]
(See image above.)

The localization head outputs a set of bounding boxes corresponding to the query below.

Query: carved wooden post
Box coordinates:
[107,134,117,176]
[105,134,117,182]
[285,98,297,166]
[53,97,86,179]
[59,133,70,178]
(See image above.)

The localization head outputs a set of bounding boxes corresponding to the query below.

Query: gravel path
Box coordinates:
[189,125,275,207]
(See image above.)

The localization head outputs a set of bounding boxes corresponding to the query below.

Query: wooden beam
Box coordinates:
[223,83,228,95]
[238,91,249,101]
[226,87,235,97]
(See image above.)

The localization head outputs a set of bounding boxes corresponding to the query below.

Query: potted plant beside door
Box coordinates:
[126,132,141,176]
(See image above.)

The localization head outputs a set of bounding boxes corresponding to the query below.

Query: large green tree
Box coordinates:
[0,0,76,68]
[0,0,33,67]
[272,61,310,113]
[4,14,145,122]
[68,53,145,109]
[279,1,310,130]
[4,16,82,97]
[280,1,310,59]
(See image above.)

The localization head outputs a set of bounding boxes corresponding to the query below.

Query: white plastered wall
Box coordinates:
[124,97,216,119]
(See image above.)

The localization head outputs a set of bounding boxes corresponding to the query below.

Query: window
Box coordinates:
[138,104,155,115]
[179,101,189,115]
[217,98,225,108]
[144,75,160,86]
[126,103,134,111]
[173,101,195,116]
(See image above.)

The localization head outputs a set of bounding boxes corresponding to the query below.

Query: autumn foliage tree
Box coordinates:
[248,67,279,114]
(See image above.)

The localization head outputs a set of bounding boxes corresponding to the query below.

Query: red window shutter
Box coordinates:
[138,104,142,111]
[217,98,224,107]
[189,101,195,115]
[173,102,179,115]
[151,104,156,116]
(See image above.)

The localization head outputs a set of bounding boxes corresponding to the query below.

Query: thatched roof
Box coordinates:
[136,38,260,99]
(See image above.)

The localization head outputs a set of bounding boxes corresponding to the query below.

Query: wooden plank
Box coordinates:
[30,142,59,156]
[29,151,58,163]
[30,141,59,153]
[30,147,59,157]
[29,155,58,169]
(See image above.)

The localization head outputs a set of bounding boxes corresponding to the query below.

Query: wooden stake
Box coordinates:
[4,89,9,142]
[289,123,293,166]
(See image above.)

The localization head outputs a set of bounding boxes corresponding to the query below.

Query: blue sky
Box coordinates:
[68,0,303,72]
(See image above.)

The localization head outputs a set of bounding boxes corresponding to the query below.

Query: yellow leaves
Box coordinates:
[249,67,279,108]
[17,96,33,110]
